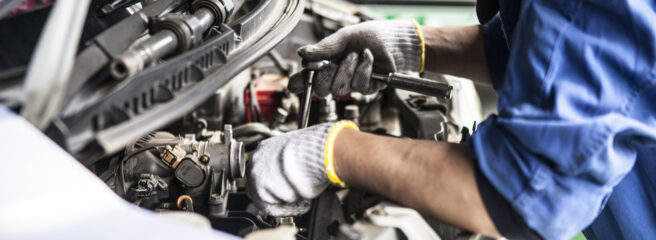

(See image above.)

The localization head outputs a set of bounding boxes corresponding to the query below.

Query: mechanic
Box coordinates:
[247,1,656,239]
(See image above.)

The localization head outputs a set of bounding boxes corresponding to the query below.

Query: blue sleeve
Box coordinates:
[480,0,522,89]
[471,0,656,239]
[481,14,509,88]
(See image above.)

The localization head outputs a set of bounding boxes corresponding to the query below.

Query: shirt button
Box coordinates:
[530,167,549,191]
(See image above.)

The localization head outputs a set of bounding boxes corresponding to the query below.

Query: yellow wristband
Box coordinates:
[324,120,359,188]
[410,19,426,73]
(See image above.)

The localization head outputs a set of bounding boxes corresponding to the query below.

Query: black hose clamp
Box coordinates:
[191,0,234,26]
[150,13,206,53]
[150,15,193,54]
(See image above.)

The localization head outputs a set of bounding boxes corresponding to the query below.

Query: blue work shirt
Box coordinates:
[470,0,656,239]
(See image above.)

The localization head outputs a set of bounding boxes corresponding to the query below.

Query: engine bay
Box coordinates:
[0,0,493,239]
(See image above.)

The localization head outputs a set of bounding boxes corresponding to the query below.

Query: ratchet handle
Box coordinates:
[371,73,453,100]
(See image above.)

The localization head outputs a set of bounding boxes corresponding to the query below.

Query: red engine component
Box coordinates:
[244,73,288,122]
[11,0,55,15]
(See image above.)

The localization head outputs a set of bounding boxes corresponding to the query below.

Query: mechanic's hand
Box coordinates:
[289,19,424,96]
[246,121,358,216]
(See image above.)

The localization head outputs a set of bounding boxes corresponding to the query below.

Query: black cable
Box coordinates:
[248,77,262,122]
[266,50,290,76]
[103,172,116,183]
[119,146,160,197]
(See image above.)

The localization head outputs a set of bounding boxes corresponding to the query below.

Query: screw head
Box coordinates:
[200,154,210,164]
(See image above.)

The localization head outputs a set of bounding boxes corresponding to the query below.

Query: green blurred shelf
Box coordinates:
[360,4,477,26]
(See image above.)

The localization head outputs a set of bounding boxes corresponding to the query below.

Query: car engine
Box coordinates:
[0,0,494,239]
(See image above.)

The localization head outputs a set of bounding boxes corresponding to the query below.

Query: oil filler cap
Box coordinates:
[175,157,205,188]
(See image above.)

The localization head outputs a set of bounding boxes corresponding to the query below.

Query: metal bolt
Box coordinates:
[191,143,198,152]
[274,217,296,227]
[200,154,210,164]
[318,95,338,123]
[275,108,288,123]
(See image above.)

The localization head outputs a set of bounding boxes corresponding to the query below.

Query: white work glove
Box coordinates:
[246,121,358,216]
[289,19,425,96]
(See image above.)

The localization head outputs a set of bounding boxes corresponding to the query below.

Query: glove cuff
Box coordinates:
[382,19,425,73]
[323,120,360,188]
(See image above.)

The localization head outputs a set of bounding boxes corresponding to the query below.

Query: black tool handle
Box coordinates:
[371,73,453,100]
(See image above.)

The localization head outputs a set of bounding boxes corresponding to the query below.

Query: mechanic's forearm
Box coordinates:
[334,129,500,237]
[422,25,491,85]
